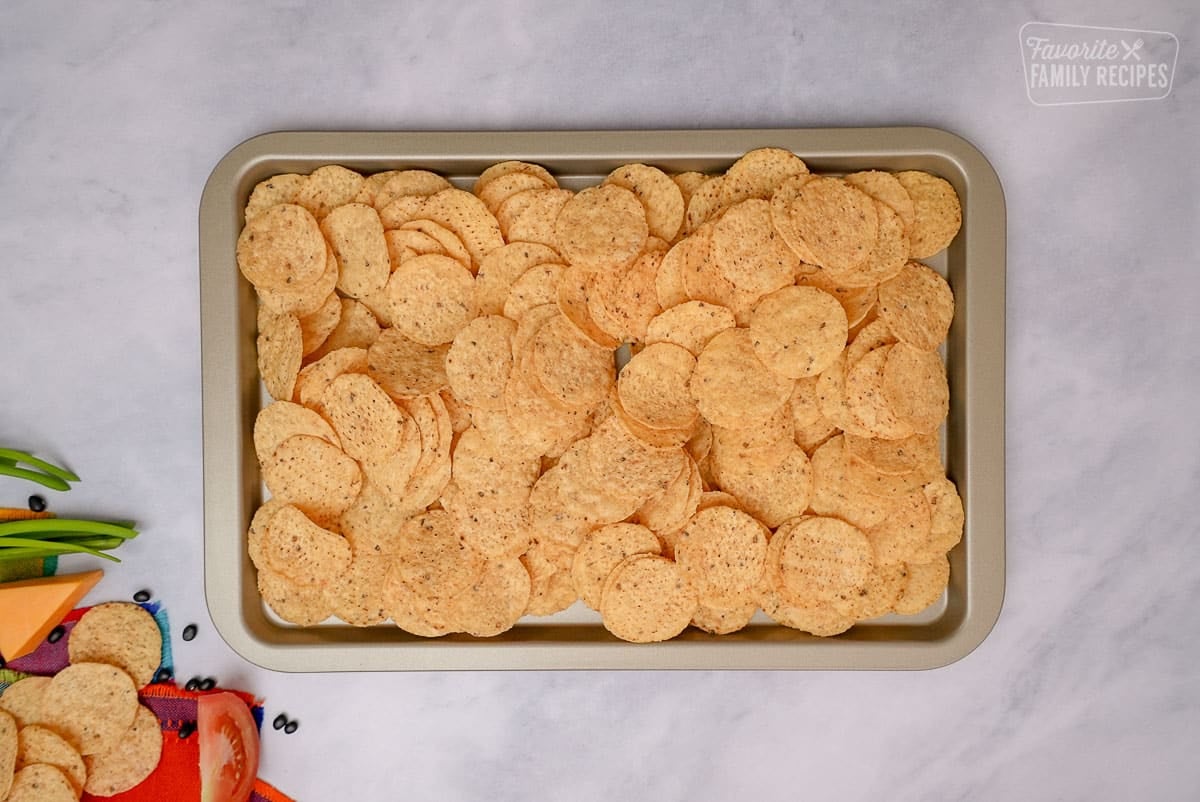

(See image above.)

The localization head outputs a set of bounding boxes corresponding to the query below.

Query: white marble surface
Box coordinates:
[2,1,1198,799]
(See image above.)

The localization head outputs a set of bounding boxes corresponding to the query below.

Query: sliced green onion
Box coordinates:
[0,463,71,491]
[0,519,137,539]
[0,448,81,482]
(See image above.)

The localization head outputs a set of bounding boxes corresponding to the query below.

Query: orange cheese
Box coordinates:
[0,570,103,661]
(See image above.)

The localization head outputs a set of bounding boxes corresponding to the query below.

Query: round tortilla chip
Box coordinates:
[845,345,916,440]
[0,678,50,729]
[445,315,517,411]
[321,202,390,299]
[894,171,962,258]
[921,477,965,558]
[586,245,664,343]
[865,488,932,566]
[654,237,697,309]
[321,553,390,627]
[307,298,381,361]
[776,516,873,610]
[617,342,699,431]
[571,523,662,610]
[684,175,726,234]
[877,262,954,352]
[710,439,813,529]
[82,703,161,797]
[66,603,162,689]
[15,725,85,796]
[671,171,709,207]
[293,165,364,220]
[295,347,369,413]
[529,314,615,410]
[644,300,735,357]
[320,373,403,461]
[476,242,563,316]
[295,289,342,355]
[367,328,449,399]
[721,147,809,205]
[451,558,532,637]
[257,568,332,625]
[554,184,648,273]
[497,188,574,248]
[386,253,478,346]
[257,242,339,318]
[894,555,950,614]
[674,505,769,607]
[236,203,325,291]
[40,663,138,756]
[604,163,685,242]
[256,312,303,401]
[881,343,949,434]
[503,262,566,320]
[390,510,484,599]
[418,188,505,271]
[381,565,458,638]
[808,435,888,530]
[599,554,698,643]
[710,199,800,296]
[690,600,757,635]
[373,170,452,212]
[786,176,878,274]
[521,540,578,616]
[244,173,305,220]
[478,171,557,215]
[0,711,14,800]
[636,454,702,536]
[474,160,556,195]
[749,286,848,380]
[260,434,362,527]
[557,263,622,348]
[5,764,77,802]
[843,170,916,233]
[263,504,352,586]
[690,328,794,429]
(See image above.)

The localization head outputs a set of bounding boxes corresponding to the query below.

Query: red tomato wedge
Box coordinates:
[198,692,260,802]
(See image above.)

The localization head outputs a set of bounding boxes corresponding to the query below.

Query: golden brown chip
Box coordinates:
[372,170,451,212]
[921,477,964,557]
[843,432,940,476]
[529,314,615,410]
[844,560,910,620]
[674,505,769,607]
[865,488,932,565]
[710,199,800,296]
[253,401,339,466]
[418,188,505,271]
[445,315,517,411]
[445,493,533,559]
[600,554,698,643]
[244,173,305,220]
[808,435,888,530]
[776,516,872,610]
[881,343,949,434]
[256,312,303,401]
[478,171,557,216]
[845,345,916,440]
[321,553,390,626]
[749,286,848,380]
[877,262,954,351]
[497,188,574,248]
[554,184,648,273]
[82,703,161,797]
[451,558,532,637]
[367,328,449,399]
[757,580,856,636]
[399,218,473,271]
[813,352,873,438]
[671,171,709,207]
[582,416,687,505]
[5,764,77,802]
[787,176,878,273]
[39,663,137,756]
[894,555,950,614]
[604,163,685,242]
[837,200,907,288]
[381,565,457,638]
[795,272,877,330]
[683,175,726,234]
[337,479,416,556]
[257,243,339,318]
[636,455,702,536]
[257,568,332,625]
[617,343,699,431]
[894,171,962,258]
[390,510,483,599]
[556,263,622,349]
[476,241,563,315]
[293,165,364,220]
[721,147,809,205]
[66,603,162,689]
[294,346,369,412]
[586,246,664,343]
[690,328,794,429]
[260,434,362,527]
[296,289,343,354]
[690,600,757,635]
[262,504,352,586]
[710,439,813,528]
[571,523,662,610]
[236,203,326,290]
[385,253,478,346]
[319,373,403,461]
[711,400,793,451]
[521,540,579,616]
[474,161,556,195]
[0,711,14,800]
[503,262,565,320]
[843,170,916,233]
[353,170,403,206]
[14,725,85,796]
[0,678,50,729]
[307,298,381,361]
[654,237,696,309]
[678,226,760,325]
[644,301,736,358]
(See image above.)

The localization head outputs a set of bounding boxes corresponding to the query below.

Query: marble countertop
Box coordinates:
[2,1,1197,799]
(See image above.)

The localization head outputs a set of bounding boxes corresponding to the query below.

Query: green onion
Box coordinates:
[0,517,138,563]
[0,448,81,482]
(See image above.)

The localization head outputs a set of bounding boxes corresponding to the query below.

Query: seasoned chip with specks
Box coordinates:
[600,554,698,643]
[321,553,390,627]
[386,253,478,346]
[445,315,517,411]
[690,328,793,429]
[721,147,809,206]
[604,163,685,243]
[39,662,138,756]
[320,373,403,461]
[877,261,954,351]
[260,434,362,527]
[67,602,162,689]
[367,328,449,399]
[617,342,699,431]
[0,678,50,728]
[14,725,85,796]
[256,311,303,401]
[82,703,162,796]
[674,505,769,607]
[894,555,950,614]
[257,568,332,626]
[554,184,648,273]
[571,523,662,610]
[244,173,305,220]
[750,286,848,380]
[236,204,326,290]
[894,171,961,258]
[293,165,364,220]
[263,504,352,586]
[711,199,800,296]
[254,400,340,464]
[882,343,949,434]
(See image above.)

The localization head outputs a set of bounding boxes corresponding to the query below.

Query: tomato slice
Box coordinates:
[198,692,260,802]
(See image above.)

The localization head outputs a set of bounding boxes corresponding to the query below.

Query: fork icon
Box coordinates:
[1121,38,1144,61]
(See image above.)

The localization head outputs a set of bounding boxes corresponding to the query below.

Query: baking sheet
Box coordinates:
[199,128,1005,670]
